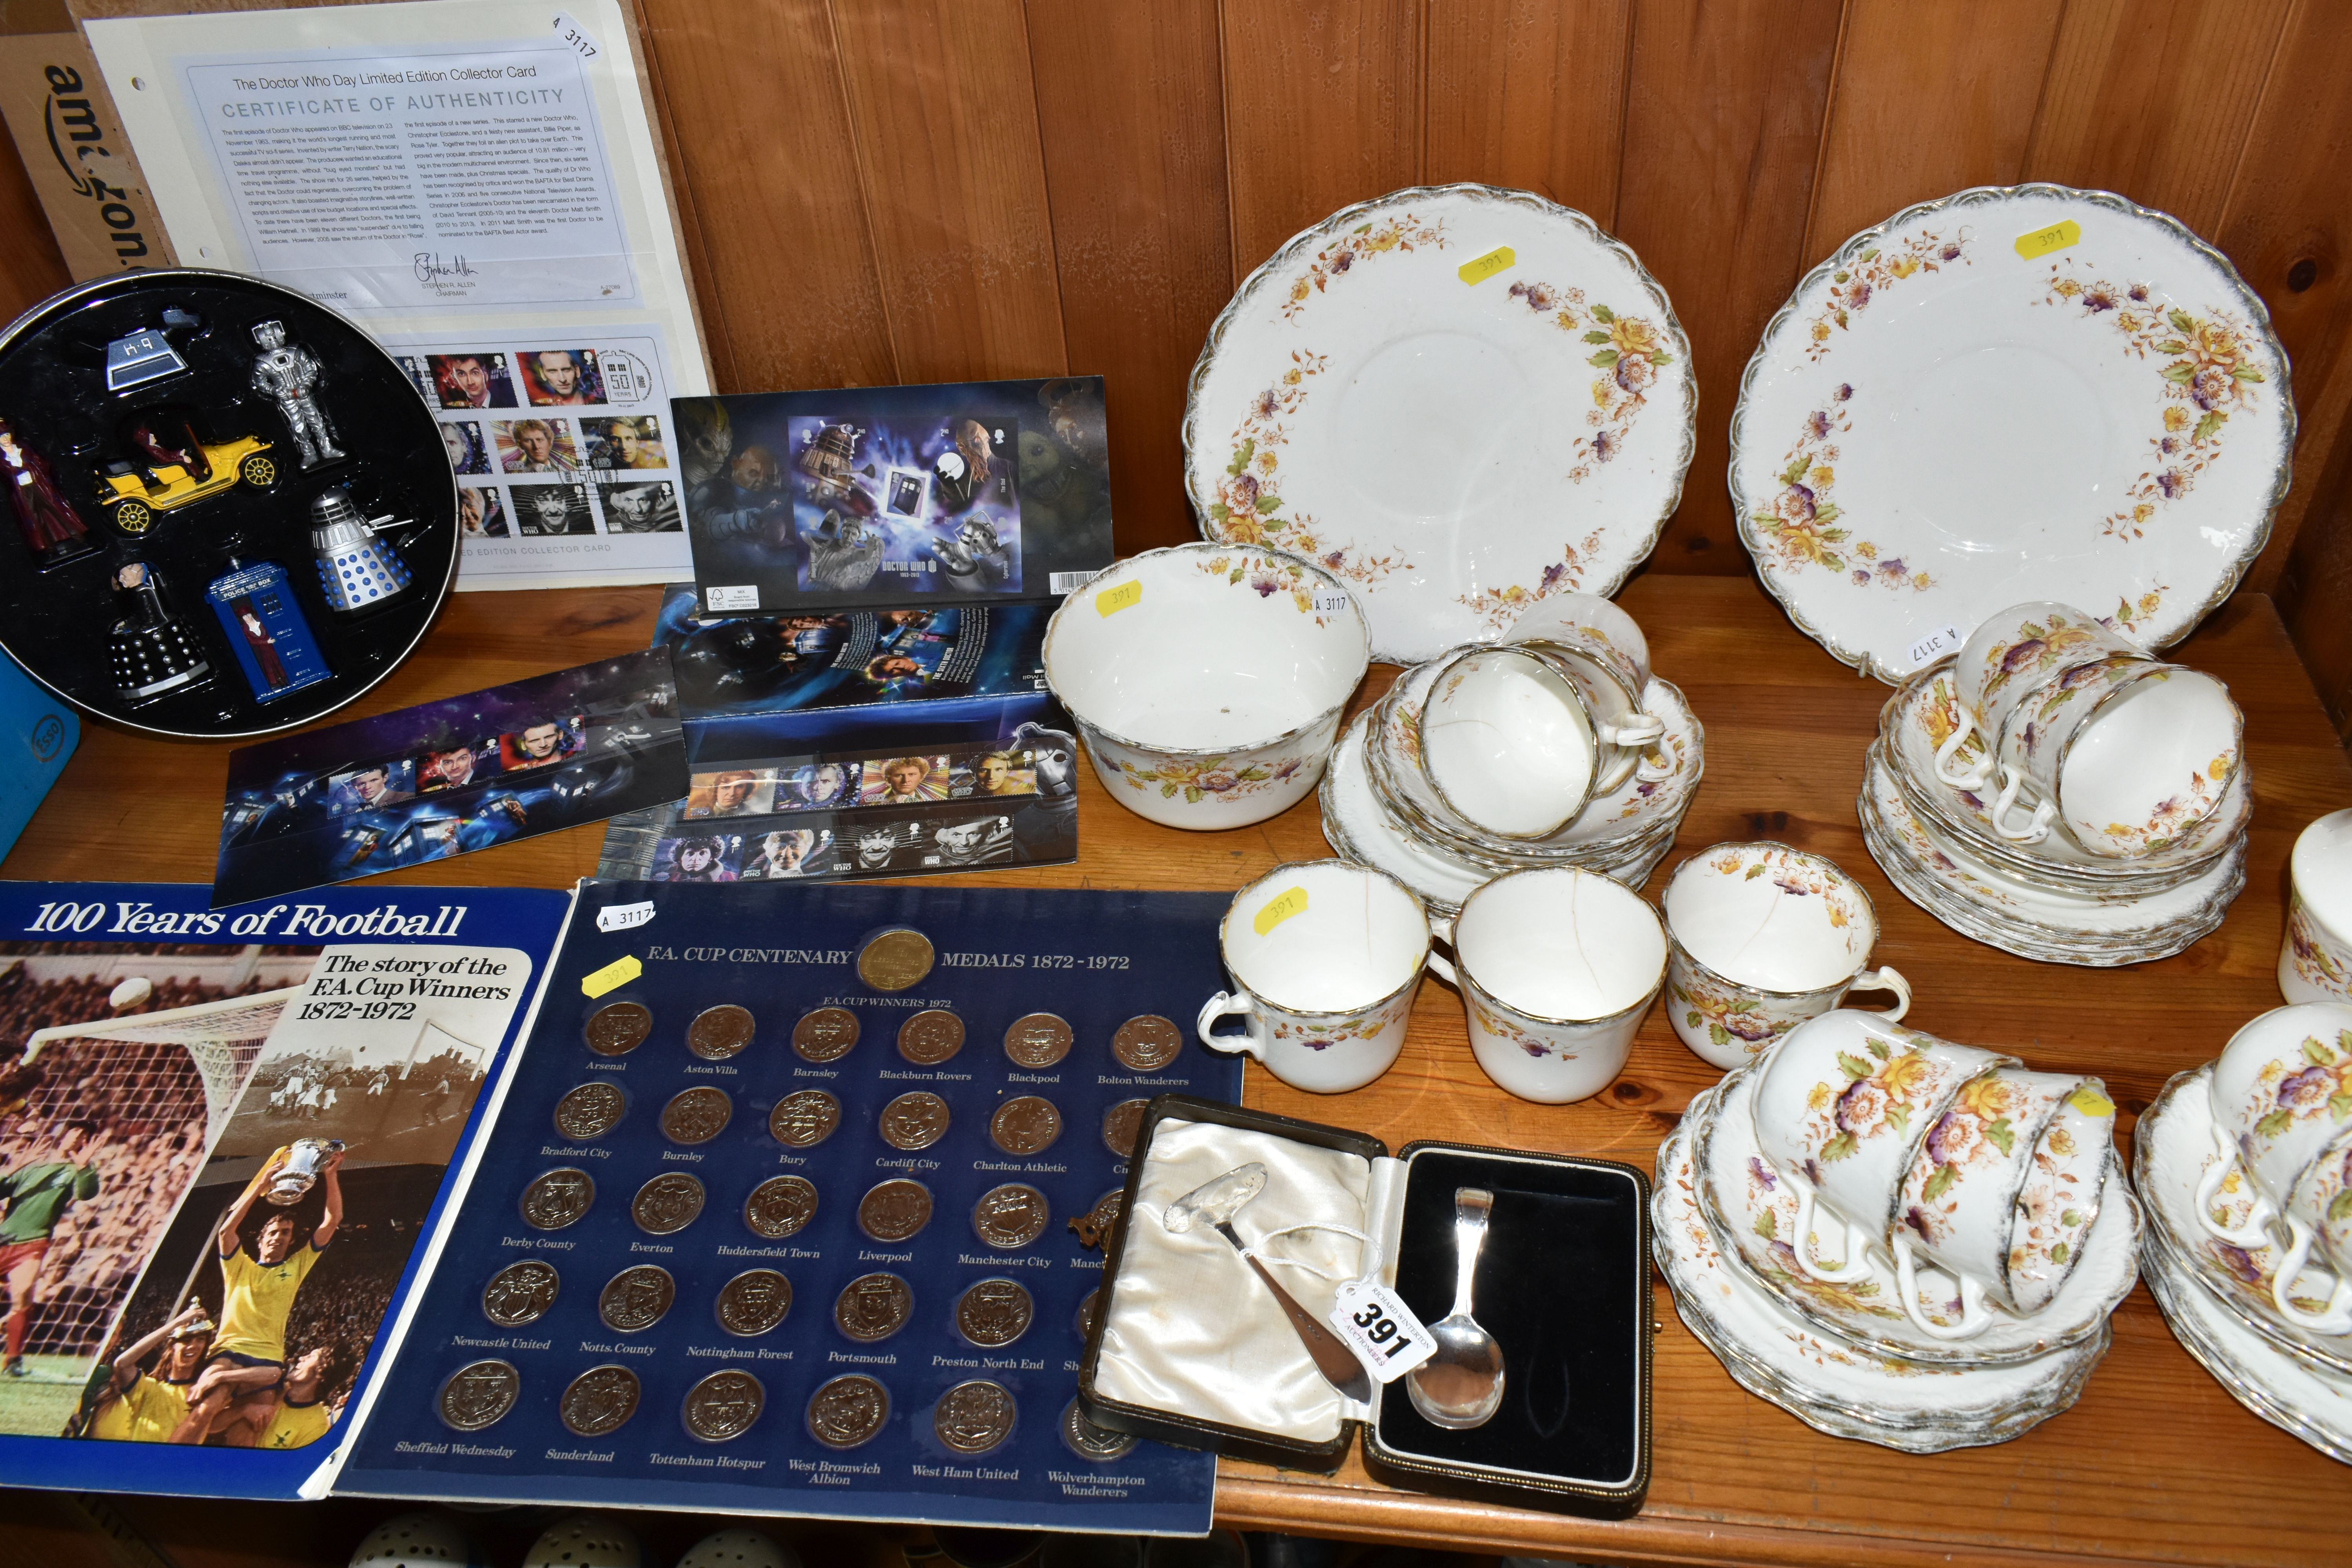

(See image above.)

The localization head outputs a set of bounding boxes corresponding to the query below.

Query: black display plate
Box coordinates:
[337,880,1234,1533]
[0,270,457,738]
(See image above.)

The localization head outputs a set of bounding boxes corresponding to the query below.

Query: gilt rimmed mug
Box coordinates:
[2281,809,2352,1005]
[1660,842,1911,1071]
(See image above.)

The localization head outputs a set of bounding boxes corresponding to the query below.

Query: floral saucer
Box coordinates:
[1186,185,1695,664]
[1370,660,1703,858]
[1733,184,2292,684]
[2142,1216,2352,1463]
[2133,1067,2352,1378]
[1655,1106,2111,1451]
[1694,1056,2138,1364]
[1864,746,2245,936]
[1861,782,2239,967]
[1880,662,2245,891]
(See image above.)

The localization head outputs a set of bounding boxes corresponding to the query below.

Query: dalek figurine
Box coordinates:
[108,559,211,703]
[307,488,412,612]
[267,1137,345,1205]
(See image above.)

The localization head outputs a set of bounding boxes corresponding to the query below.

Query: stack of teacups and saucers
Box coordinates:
[1654,1009,2140,1451]
[1044,543,1370,830]
[1320,593,1704,918]
[1197,858,1670,1105]
[2135,1002,2352,1462]
[1860,601,2250,965]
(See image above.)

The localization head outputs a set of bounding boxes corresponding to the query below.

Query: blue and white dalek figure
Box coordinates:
[309,487,413,612]
[268,1137,345,1204]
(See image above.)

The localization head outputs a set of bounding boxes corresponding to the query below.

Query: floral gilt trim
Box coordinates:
[1281,213,1447,321]
[1205,350,1410,588]
[2039,267,2267,541]
[1503,280,1673,481]
[1804,230,1973,361]
[1748,387,1933,592]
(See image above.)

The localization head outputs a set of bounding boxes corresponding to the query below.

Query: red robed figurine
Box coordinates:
[0,414,97,567]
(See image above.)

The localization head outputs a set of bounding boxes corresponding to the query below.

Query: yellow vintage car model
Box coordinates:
[98,433,279,534]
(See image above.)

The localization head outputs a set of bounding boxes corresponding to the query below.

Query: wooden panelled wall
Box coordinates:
[5,0,2352,738]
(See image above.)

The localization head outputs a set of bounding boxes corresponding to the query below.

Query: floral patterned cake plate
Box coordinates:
[1693,1055,2138,1364]
[1655,1104,2110,1451]
[1186,185,1695,664]
[1733,185,2292,684]
[2133,1067,2352,1378]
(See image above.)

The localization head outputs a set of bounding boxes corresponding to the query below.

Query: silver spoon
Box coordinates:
[1406,1187,1505,1429]
[1165,1162,1372,1403]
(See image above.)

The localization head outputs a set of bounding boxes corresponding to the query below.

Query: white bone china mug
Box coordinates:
[1197,860,1431,1094]
[2281,809,2352,1004]
[1660,842,1911,1071]
[1428,867,1666,1103]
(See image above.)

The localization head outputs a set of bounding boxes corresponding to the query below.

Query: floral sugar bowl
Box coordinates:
[1044,543,1369,830]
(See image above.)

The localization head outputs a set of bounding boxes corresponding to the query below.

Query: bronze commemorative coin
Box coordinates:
[955,1278,1033,1347]
[792,1006,860,1063]
[857,1178,934,1243]
[631,1172,706,1236]
[743,1174,818,1238]
[661,1085,733,1145]
[934,1380,1015,1455]
[1003,1011,1073,1068]
[481,1259,560,1328]
[598,1264,675,1333]
[1062,1397,1136,1461]
[521,1168,595,1230]
[857,928,935,992]
[715,1269,793,1337]
[436,1359,519,1432]
[878,1091,950,1150]
[1101,1098,1148,1158]
[973,1183,1049,1250]
[769,1089,841,1148]
[1111,1014,1183,1072]
[834,1272,913,1342]
[686,1003,756,1060]
[1074,1288,1102,1341]
[808,1374,889,1449]
[553,1082,625,1140]
[682,1369,764,1442]
[897,1009,965,1065]
[584,1000,653,1056]
[989,1096,1062,1155]
[559,1365,640,1437]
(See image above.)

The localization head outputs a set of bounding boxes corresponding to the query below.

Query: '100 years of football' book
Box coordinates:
[0,877,1226,1535]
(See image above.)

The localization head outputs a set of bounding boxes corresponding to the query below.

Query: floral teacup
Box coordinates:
[1499,592,1664,796]
[2283,1134,2352,1327]
[2281,809,2352,1005]
[1887,1069,2114,1338]
[1419,645,1662,840]
[1660,842,1911,1071]
[1043,543,1368,830]
[2197,1003,2352,1331]
[1989,659,2241,858]
[1937,601,2147,791]
[1749,1011,2018,1288]
[1198,860,1430,1094]
[1428,867,1666,1104]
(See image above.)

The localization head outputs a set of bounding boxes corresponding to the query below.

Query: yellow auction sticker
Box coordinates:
[1096,580,1143,617]
[2067,1084,2116,1118]
[2014,220,2081,260]
[1253,886,1310,936]
[581,955,644,998]
[1458,245,1516,286]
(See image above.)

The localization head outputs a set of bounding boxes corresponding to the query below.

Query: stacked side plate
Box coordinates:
[2133,1068,2352,1462]
[1859,660,2248,964]
[1653,1059,2135,1451]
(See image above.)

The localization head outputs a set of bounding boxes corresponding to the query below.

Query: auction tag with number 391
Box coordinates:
[1327,1278,1437,1383]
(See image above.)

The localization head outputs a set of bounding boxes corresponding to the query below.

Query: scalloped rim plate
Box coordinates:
[1732,184,2292,684]
[1186,184,1695,664]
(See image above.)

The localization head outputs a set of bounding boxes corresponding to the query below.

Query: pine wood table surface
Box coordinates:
[4,572,2348,1568]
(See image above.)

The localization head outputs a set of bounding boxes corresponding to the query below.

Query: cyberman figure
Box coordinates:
[249,320,345,469]
[929,516,1013,588]
[1008,720,1079,862]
